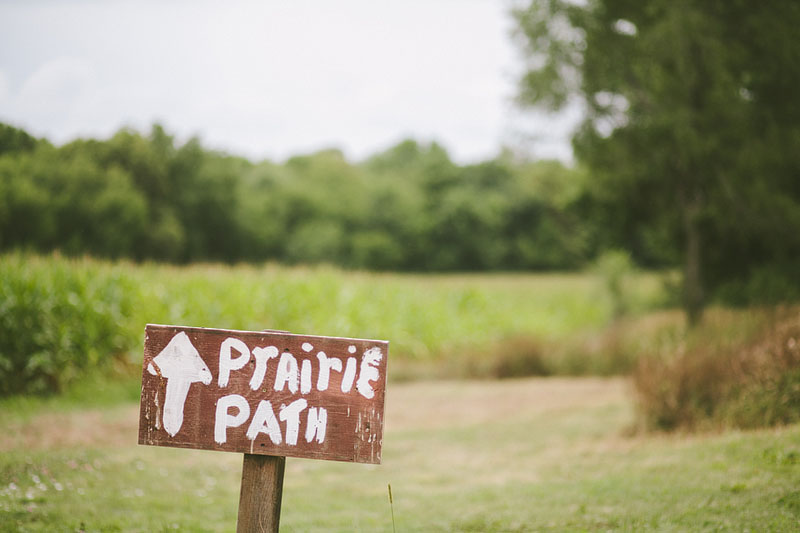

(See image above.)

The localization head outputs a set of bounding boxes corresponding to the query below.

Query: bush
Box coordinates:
[593,249,637,320]
[0,254,135,395]
[491,337,551,378]
[633,309,800,430]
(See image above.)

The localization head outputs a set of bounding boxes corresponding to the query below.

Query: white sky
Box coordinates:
[0,0,578,163]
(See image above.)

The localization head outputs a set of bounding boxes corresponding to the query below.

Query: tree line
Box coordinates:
[0,121,606,272]
[2,108,798,315]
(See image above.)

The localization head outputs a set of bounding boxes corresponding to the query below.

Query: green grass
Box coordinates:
[4,255,798,529]
[123,262,667,361]
[2,253,797,530]
[2,377,798,531]
[0,253,667,393]
[0,371,141,425]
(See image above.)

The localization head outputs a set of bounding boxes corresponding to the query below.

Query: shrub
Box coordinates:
[633,309,800,430]
[592,250,637,320]
[489,336,551,378]
[442,336,549,379]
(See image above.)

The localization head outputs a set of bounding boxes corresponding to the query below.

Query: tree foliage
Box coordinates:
[514,0,800,322]
[0,123,592,272]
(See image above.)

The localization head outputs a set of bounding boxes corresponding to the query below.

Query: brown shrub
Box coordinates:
[450,335,550,379]
[633,310,800,431]
[491,336,551,378]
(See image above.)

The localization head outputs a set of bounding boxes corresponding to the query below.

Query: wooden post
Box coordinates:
[237,454,286,533]
[236,328,289,533]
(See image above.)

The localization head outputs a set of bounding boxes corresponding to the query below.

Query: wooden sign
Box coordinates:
[138,324,388,464]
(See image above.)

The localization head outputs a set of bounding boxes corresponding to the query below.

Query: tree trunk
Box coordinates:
[682,195,704,327]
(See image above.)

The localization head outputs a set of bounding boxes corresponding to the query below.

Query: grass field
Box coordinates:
[2,377,799,531]
[2,255,798,531]
[0,253,668,393]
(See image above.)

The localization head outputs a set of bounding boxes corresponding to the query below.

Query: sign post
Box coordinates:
[237,454,285,532]
[138,324,389,531]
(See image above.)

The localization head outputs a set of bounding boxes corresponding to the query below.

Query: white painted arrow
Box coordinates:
[147,331,212,437]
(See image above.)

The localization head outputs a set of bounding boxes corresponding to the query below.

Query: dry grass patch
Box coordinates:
[634,307,800,431]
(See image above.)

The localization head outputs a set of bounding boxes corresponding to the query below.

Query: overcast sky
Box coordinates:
[0,0,579,163]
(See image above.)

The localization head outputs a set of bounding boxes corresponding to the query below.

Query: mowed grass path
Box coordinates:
[2,378,799,532]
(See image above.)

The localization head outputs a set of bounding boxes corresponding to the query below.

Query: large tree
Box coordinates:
[514,0,800,324]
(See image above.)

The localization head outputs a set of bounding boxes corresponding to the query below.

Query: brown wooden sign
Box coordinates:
[138,324,388,464]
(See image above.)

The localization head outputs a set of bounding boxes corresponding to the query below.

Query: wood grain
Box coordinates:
[237,454,285,533]
[138,324,388,464]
